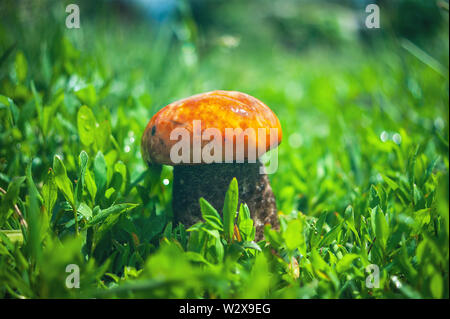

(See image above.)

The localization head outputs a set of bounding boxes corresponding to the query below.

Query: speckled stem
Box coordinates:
[172,161,279,241]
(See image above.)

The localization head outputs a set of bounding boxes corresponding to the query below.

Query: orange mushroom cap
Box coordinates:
[141,90,282,165]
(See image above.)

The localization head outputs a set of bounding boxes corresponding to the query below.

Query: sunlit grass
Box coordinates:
[0,1,448,298]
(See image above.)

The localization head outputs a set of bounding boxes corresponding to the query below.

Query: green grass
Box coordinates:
[0,2,449,298]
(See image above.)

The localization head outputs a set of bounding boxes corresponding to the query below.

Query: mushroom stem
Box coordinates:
[172,160,279,241]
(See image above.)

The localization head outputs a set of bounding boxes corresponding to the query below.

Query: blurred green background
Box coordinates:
[0,0,448,299]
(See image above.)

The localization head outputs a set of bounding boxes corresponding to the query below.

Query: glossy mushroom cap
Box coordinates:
[141,90,282,165]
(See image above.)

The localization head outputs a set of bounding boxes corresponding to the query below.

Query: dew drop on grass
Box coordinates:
[380,131,388,142]
[392,133,402,145]
[32,157,42,166]
[376,173,383,182]
[163,178,169,186]
[289,132,303,148]
[391,276,402,289]
[434,117,444,130]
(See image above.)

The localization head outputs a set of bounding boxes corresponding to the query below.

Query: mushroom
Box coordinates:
[141,90,282,240]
